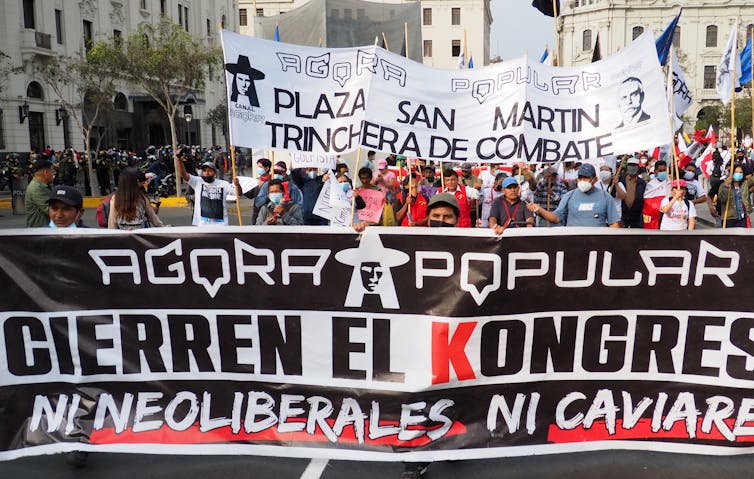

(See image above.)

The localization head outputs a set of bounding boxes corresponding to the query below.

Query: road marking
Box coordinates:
[300,458,329,479]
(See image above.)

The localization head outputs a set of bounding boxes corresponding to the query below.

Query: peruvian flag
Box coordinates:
[698,144,716,178]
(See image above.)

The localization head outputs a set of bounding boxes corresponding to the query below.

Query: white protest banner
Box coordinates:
[291,151,338,170]
[356,188,386,223]
[221,30,671,163]
[313,173,351,225]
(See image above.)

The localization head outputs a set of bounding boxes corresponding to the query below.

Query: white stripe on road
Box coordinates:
[300,458,329,479]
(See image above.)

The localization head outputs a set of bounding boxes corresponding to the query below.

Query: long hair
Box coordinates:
[113,168,143,221]
[230,73,240,102]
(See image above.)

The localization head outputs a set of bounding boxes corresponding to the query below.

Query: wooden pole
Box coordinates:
[404,22,409,58]
[381,32,389,51]
[668,46,684,229]
[219,21,243,225]
[723,19,740,228]
[350,149,361,227]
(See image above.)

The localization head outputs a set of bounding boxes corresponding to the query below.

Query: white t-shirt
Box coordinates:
[685,179,705,199]
[480,187,505,227]
[188,175,233,226]
[597,180,622,217]
[659,196,697,230]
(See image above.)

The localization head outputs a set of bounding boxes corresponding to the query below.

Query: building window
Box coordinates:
[184,6,189,31]
[451,39,461,57]
[113,92,128,111]
[706,25,718,48]
[239,8,247,26]
[23,0,35,29]
[207,19,211,36]
[357,9,365,20]
[161,0,166,16]
[55,9,63,44]
[423,40,432,57]
[331,9,339,18]
[256,8,264,17]
[704,65,716,89]
[423,8,431,26]
[141,0,147,10]
[451,8,461,26]
[632,26,643,40]
[27,81,44,99]
[83,20,93,53]
[113,29,121,45]
[672,26,680,48]
[344,9,352,20]
[582,29,592,51]
[178,6,182,27]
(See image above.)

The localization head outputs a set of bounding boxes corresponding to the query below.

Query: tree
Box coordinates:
[36,44,117,193]
[205,103,228,149]
[98,20,221,196]
[0,50,22,94]
[695,90,754,144]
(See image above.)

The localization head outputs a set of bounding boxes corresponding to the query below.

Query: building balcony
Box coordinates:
[20,29,53,59]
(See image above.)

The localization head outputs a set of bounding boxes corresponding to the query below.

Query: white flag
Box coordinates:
[717,23,741,105]
[670,50,692,130]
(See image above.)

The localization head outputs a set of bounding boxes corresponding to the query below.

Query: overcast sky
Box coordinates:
[490,0,556,61]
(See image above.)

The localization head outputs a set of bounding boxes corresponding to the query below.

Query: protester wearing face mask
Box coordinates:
[393,175,429,227]
[682,163,707,206]
[527,163,620,227]
[426,193,459,228]
[292,167,328,226]
[595,164,622,219]
[177,147,238,226]
[242,158,272,224]
[480,172,507,227]
[256,179,303,225]
[254,162,303,212]
[533,167,567,227]
[717,163,753,228]
[614,158,646,228]
[641,160,671,229]
[47,186,86,228]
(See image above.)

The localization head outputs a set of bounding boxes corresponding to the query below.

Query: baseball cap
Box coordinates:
[502,177,520,188]
[47,186,83,208]
[626,158,640,165]
[577,163,597,178]
[461,162,473,171]
[427,192,460,216]
[377,159,388,170]
[200,161,217,171]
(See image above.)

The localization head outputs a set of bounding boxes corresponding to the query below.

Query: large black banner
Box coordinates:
[2,227,754,461]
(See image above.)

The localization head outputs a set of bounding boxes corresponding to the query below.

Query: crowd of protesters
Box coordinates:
[15,143,754,233]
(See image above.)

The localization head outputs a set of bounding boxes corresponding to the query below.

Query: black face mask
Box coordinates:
[202,175,215,183]
[494,184,502,191]
[429,219,456,228]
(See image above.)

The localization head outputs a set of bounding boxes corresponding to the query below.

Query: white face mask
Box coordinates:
[48,219,78,229]
[577,180,593,193]
[598,171,612,182]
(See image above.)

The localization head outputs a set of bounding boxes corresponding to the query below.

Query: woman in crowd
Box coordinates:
[256,179,303,225]
[108,168,164,230]
[717,163,753,228]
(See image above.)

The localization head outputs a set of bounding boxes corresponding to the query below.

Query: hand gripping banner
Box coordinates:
[2,228,754,461]
[221,30,672,162]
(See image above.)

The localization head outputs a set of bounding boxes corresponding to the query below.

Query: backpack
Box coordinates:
[96,193,115,228]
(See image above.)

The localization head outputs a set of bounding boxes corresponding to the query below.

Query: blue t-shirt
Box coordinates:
[554,187,621,227]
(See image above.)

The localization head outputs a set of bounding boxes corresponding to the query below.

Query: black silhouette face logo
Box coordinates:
[360,262,384,292]
[225,55,265,108]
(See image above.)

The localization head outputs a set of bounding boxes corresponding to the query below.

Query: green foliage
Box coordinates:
[206,103,228,133]
[695,92,753,134]
[0,50,22,93]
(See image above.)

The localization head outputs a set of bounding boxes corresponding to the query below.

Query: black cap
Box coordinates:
[47,186,83,208]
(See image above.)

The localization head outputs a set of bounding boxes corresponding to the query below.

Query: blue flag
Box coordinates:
[468,56,474,69]
[655,10,681,66]
[274,25,280,42]
[539,48,549,63]
[741,37,753,85]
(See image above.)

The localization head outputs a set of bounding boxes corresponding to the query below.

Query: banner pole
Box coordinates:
[404,22,409,58]
[440,160,445,189]
[382,32,389,51]
[552,0,560,66]
[723,18,740,229]
[667,46,684,228]
[407,157,412,223]
[350,149,361,227]
[219,23,244,226]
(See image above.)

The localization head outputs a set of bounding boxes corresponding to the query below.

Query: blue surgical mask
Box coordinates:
[684,171,695,181]
[656,171,668,181]
[273,174,284,180]
[308,171,317,179]
[340,182,350,193]
[733,172,744,182]
[48,220,77,229]
[257,167,267,176]
[269,192,283,205]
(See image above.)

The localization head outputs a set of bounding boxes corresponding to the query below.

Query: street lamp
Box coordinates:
[55,107,69,126]
[18,101,29,123]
